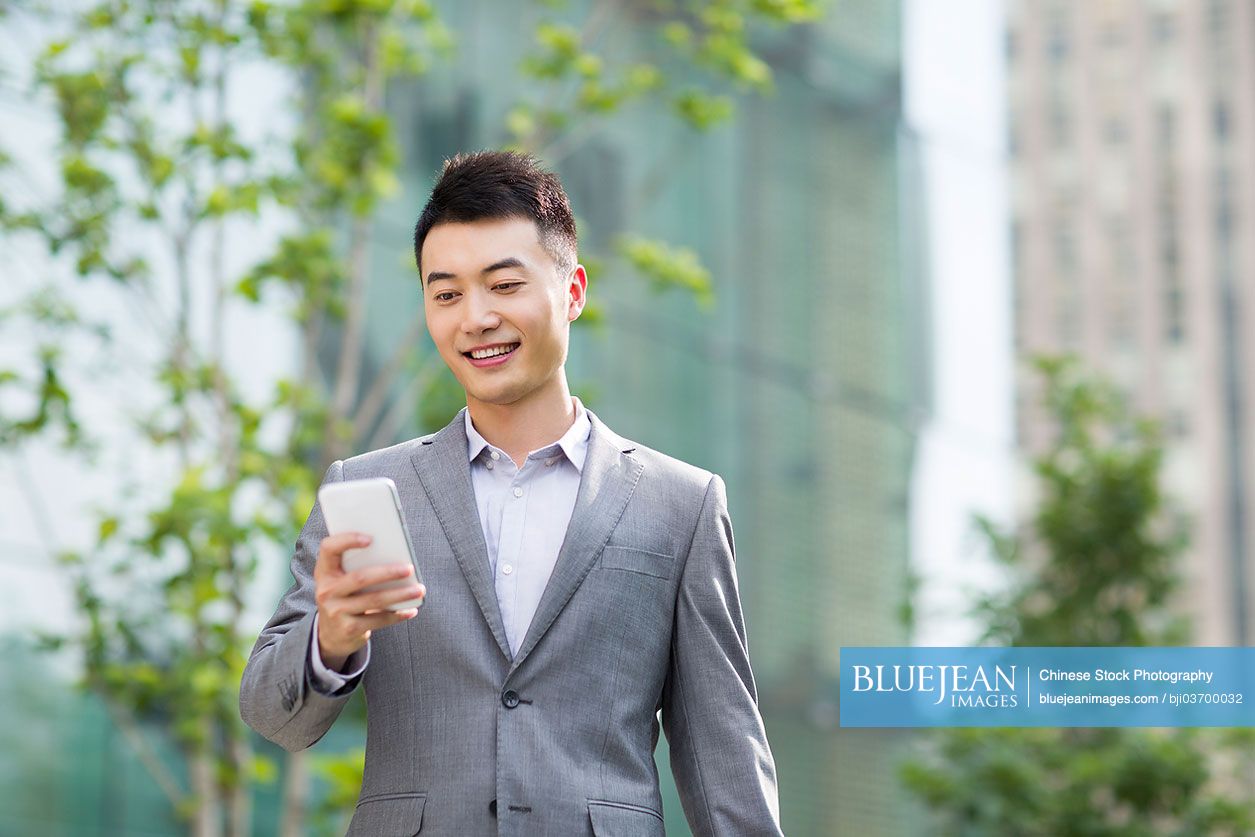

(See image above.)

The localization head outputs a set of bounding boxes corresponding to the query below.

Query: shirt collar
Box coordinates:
[464,397,592,472]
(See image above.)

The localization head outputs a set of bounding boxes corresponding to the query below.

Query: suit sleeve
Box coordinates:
[239,459,363,751]
[661,474,783,836]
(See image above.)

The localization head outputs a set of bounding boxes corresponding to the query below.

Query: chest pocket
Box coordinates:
[599,545,674,580]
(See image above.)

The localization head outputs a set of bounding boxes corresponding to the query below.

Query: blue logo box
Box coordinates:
[839,647,1255,727]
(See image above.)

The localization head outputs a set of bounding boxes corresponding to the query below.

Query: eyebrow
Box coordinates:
[426,257,528,286]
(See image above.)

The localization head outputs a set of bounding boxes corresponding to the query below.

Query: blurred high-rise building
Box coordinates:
[1007,0,1255,644]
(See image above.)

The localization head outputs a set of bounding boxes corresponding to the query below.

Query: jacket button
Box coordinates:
[502,689,520,709]
[489,799,497,818]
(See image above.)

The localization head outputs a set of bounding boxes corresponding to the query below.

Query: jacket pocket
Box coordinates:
[587,799,665,836]
[600,546,674,580]
[347,792,426,836]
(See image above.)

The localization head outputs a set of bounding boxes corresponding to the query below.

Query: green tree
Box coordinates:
[0,0,823,834]
[901,358,1255,836]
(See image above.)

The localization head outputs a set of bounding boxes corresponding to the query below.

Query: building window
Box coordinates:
[1214,100,1231,141]
[1050,102,1071,149]
[1209,0,1229,33]
[1160,239,1179,274]
[1216,167,1233,200]
[1110,306,1135,349]
[1216,202,1234,243]
[1053,220,1076,274]
[1165,284,1186,343]
[1153,13,1175,44]
[1105,215,1136,351]
[1058,280,1083,347]
[1101,23,1124,49]
[1158,171,1178,243]
[1216,167,1235,244]
[1168,410,1189,438]
[1048,20,1069,63]
[1104,117,1127,146]
[1109,256,1136,351]
[1110,216,1134,279]
[1157,104,1176,151]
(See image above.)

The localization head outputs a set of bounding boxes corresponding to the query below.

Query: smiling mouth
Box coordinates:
[463,342,520,360]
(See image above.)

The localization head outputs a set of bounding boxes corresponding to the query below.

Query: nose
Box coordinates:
[460,288,501,335]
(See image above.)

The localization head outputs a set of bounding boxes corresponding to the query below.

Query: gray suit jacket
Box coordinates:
[239,408,781,836]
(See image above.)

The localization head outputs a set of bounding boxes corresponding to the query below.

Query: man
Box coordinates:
[240,151,781,836]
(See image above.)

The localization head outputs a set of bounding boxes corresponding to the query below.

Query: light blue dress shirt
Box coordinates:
[464,397,590,656]
[311,397,591,689]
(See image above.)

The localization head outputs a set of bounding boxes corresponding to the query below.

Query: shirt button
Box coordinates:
[486,461,494,470]
[546,458,557,466]
[513,487,523,498]
[502,563,513,575]
[502,689,520,709]
[490,451,500,461]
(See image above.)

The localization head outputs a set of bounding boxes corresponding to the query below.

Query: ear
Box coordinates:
[566,264,588,322]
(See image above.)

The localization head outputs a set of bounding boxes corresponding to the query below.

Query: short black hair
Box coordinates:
[413,150,577,280]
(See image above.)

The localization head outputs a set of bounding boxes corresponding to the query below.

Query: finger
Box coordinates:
[325,563,414,599]
[318,569,411,609]
[338,583,424,615]
[314,532,372,578]
[352,609,419,632]
[318,576,421,614]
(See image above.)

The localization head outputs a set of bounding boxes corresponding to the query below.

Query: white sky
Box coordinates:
[905,0,1015,645]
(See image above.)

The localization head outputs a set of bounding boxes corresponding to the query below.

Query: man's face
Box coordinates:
[421,217,586,409]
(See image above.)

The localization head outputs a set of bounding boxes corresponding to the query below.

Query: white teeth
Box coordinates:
[470,344,518,360]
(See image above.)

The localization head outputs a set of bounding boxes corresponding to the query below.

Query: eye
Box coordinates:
[433,291,459,302]
[493,282,522,292]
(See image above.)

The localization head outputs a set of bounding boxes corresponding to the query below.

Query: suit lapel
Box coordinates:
[510,411,643,672]
[410,409,512,661]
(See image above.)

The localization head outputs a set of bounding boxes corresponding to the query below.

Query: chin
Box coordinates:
[467,384,524,406]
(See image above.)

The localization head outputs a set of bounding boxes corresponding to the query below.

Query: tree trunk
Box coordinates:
[324,23,383,465]
[227,732,252,837]
[279,749,309,837]
[191,720,222,837]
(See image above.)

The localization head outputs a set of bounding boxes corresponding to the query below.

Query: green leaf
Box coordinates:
[672,89,734,130]
[505,104,537,140]
[250,755,278,784]
[205,185,230,216]
[661,22,691,48]
[98,516,120,545]
[616,235,714,305]
[179,45,200,79]
[750,0,824,23]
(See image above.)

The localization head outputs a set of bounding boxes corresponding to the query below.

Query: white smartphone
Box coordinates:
[317,477,425,611]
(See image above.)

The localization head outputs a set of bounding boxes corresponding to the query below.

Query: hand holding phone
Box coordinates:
[314,478,427,666]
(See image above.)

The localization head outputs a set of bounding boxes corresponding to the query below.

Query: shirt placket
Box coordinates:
[495,452,532,654]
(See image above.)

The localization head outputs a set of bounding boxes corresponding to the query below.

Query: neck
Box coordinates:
[466,376,577,467]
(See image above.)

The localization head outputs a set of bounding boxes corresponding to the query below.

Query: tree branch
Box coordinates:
[326,21,383,462]
[365,354,443,451]
[352,312,426,445]
[101,692,190,810]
